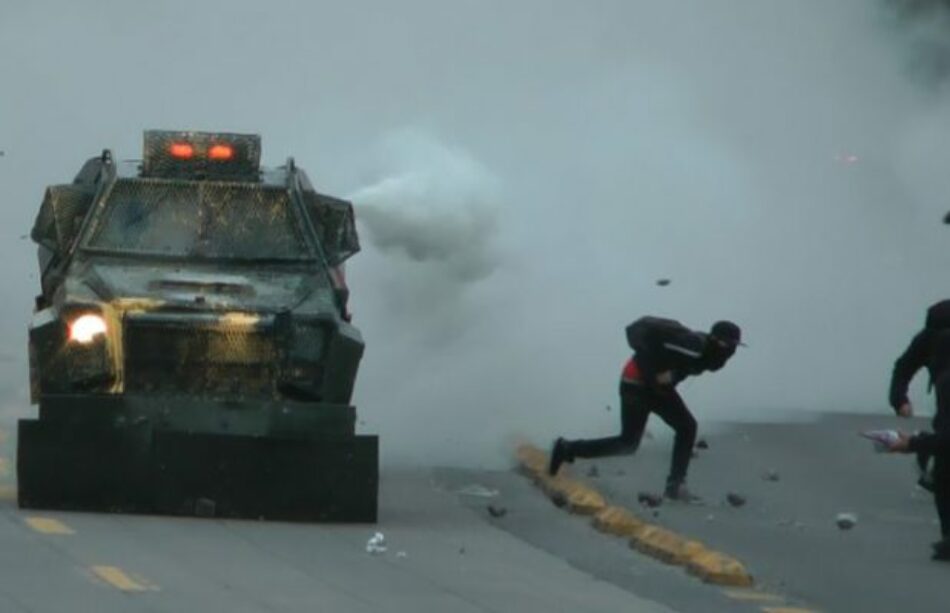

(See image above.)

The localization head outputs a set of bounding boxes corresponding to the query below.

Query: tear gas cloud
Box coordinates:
[0,1,949,467]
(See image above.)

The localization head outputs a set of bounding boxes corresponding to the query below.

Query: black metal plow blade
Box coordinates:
[16,419,378,522]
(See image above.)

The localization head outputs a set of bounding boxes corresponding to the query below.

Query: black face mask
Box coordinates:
[703,341,736,372]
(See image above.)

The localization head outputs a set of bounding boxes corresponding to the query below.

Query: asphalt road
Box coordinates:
[0,416,693,613]
[1,411,942,613]
[522,411,947,613]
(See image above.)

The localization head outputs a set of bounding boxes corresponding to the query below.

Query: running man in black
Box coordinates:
[886,300,950,560]
[889,299,950,491]
[548,317,743,501]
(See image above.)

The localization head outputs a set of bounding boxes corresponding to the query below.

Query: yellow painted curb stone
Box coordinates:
[541,476,606,515]
[592,506,647,538]
[515,444,548,476]
[687,549,754,587]
[632,525,706,565]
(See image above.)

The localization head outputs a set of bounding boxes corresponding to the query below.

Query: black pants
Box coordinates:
[565,381,698,486]
[934,376,950,539]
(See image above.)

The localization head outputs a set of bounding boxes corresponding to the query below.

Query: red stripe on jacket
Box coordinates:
[621,357,642,383]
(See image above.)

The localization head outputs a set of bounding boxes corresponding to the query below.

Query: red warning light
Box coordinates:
[169,143,194,159]
[208,144,234,161]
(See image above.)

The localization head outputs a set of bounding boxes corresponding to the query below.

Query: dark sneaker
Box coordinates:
[932,539,950,561]
[664,482,703,504]
[918,475,936,493]
[548,438,569,476]
[663,483,703,504]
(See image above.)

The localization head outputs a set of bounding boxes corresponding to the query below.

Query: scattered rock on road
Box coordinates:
[638,492,663,508]
[696,439,709,450]
[726,493,746,507]
[487,504,507,518]
[762,470,780,482]
[366,532,388,554]
[587,465,600,478]
[836,513,857,530]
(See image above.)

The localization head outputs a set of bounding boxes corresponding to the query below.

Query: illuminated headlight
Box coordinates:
[68,314,107,344]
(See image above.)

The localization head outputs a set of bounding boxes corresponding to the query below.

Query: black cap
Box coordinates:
[710,320,745,347]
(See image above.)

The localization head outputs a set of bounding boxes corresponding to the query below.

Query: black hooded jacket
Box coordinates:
[635,328,735,387]
[889,300,950,416]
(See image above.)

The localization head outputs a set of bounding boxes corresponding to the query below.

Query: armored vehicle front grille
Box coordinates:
[123,320,278,396]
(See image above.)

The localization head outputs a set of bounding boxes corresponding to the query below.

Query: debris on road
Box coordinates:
[366,532,388,554]
[605,404,612,412]
[487,504,507,518]
[396,551,408,559]
[656,278,671,287]
[836,513,857,531]
[638,492,663,508]
[587,465,600,478]
[457,484,500,498]
[726,493,746,507]
[551,491,568,508]
[762,470,780,482]
[696,439,709,450]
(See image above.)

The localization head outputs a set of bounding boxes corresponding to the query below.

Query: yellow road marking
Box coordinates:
[91,566,152,592]
[762,607,819,613]
[724,589,784,602]
[24,517,74,535]
[0,484,16,501]
[0,458,9,477]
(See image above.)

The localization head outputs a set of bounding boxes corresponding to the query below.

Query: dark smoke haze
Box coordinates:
[1,1,949,467]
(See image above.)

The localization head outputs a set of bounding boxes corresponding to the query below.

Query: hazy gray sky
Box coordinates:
[1,1,948,466]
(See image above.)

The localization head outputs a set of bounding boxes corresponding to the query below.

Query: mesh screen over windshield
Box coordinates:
[89,179,308,259]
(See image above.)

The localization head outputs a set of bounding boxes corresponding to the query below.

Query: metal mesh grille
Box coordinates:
[303,192,360,266]
[142,130,260,181]
[123,321,278,396]
[89,179,307,259]
[31,185,94,252]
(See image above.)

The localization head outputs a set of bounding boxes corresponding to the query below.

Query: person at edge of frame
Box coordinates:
[889,299,950,493]
[547,317,743,502]
[886,400,950,561]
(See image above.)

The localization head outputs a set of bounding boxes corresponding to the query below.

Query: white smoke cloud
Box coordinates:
[3,0,950,466]
[349,132,500,284]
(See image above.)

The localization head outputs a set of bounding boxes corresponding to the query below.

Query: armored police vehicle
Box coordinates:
[19,130,377,521]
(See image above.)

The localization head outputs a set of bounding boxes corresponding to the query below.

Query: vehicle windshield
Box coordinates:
[86,178,310,260]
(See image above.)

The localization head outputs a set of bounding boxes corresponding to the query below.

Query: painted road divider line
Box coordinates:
[90,566,155,592]
[24,517,74,535]
[723,589,784,603]
[0,484,16,501]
